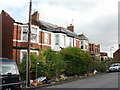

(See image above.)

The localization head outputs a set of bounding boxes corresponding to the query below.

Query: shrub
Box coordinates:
[60,47,91,75]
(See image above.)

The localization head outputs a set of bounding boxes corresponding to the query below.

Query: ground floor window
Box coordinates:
[20,50,27,62]
[20,50,39,62]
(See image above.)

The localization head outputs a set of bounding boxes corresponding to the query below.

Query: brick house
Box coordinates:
[1,10,100,63]
[1,10,15,60]
[89,42,100,55]
[1,11,82,63]
[89,42,100,61]
[78,34,89,52]
[100,52,109,62]
[113,44,120,62]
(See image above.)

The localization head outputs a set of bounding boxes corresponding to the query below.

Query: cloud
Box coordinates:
[0,0,119,57]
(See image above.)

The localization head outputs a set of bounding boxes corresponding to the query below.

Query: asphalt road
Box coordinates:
[44,72,119,88]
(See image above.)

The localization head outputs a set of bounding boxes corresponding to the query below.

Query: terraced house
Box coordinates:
[1,10,100,63]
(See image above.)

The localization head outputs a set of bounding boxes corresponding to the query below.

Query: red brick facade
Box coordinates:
[67,24,74,32]
[113,45,120,62]
[113,49,120,61]
[1,10,101,63]
[1,10,51,63]
[76,40,80,48]
[1,10,15,60]
[89,43,100,55]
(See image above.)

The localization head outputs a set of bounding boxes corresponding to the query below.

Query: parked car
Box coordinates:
[0,58,21,90]
[31,77,51,86]
[109,63,120,72]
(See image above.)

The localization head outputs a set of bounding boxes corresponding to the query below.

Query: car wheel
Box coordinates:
[109,70,111,73]
[2,87,14,90]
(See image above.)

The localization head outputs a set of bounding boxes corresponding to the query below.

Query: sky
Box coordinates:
[0,0,119,57]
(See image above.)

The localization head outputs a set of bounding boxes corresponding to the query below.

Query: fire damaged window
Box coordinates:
[31,27,38,42]
[81,45,84,49]
[22,26,28,41]
[81,41,84,49]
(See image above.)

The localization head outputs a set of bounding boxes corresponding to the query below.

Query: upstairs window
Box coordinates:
[45,33,49,44]
[31,27,38,42]
[55,34,59,45]
[81,41,84,45]
[22,26,28,41]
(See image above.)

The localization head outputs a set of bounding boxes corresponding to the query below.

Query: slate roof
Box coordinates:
[78,34,89,40]
[32,19,88,40]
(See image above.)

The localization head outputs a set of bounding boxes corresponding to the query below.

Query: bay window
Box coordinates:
[55,34,59,45]
[45,33,49,44]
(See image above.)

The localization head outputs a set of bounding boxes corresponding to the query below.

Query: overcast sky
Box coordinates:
[0,0,119,57]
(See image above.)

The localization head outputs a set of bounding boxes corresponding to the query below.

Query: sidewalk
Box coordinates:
[21,73,106,90]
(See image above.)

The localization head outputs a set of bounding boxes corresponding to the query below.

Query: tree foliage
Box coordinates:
[60,47,91,75]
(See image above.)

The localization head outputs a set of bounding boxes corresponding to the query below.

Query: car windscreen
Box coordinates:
[0,61,19,75]
[111,64,119,67]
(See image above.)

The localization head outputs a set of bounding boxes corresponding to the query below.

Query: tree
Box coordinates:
[19,53,39,80]
[37,49,67,79]
[60,47,91,75]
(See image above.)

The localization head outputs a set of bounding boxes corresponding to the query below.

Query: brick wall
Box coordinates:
[49,34,51,45]
[89,43,100,55]
[113,49,120,61]
[13,25,22,40]
[76,40,80,48]
[2,10,15,59]
[12,49,20,63]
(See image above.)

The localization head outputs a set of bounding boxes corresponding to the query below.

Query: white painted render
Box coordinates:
[16,24,89,52]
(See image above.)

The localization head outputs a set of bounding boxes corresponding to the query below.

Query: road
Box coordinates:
[44,72,119,88]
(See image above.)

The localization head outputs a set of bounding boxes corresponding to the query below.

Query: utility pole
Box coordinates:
[26,0,32,87]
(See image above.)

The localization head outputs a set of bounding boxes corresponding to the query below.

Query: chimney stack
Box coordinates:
[67,24,74,32]
[32,11,39,21]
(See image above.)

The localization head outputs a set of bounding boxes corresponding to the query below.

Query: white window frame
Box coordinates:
[55,34,60,45]
[20,50,39,62]
[21,26,28,42]
[44,33,49,44]
[61,35,66,46]
[21,25,39,43]
[20,50,27,62]
[31,27,38,43]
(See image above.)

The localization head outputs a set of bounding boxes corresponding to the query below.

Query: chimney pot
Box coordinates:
[32,11,40,21]
[67,24,74,32]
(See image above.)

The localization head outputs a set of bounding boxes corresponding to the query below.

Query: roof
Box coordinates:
[78,34,89,40]
[32,19,87,40]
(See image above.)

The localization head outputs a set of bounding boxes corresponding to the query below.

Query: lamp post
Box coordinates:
[14,22,23,64]
[110,47,114,58]
[36,62,39,79]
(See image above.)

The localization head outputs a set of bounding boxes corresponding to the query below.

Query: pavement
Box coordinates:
[21,73,105,90]
[46,72,118,88]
